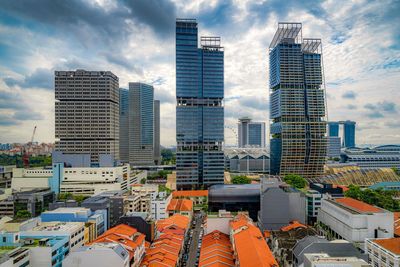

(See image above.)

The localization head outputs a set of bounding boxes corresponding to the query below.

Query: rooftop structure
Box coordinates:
[224,147,269,173]
[166,199,193,212]
[341,145,400,169]
[365,238,400,267]
[172,190,208,198]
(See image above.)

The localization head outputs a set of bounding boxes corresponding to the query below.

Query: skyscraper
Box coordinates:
[119,88,129,162]
[342,120,356,148]
[176,19,224,189]
[269,23,327,180]
[328,122,339,137]
[55,70,119,165]
[128,82,154,166]
[238,117,266,148]
[153,100,161,165]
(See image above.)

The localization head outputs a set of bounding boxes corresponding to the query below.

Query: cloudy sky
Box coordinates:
[0,0,399,147]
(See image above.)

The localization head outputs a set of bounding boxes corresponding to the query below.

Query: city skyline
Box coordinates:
[0,0,399,147]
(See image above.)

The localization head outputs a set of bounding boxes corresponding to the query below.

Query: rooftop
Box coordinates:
[172,190,208,198]
[156,214,190,232]
[334,197,383,214]
[231,214,278,267]
[199,230,234,267]
[372,238,400,255]
[167,199,193,212]
[280,221,307,232]
[33,221,84,232]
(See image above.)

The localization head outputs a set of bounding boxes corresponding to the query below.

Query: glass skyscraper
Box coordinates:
[343,120,356,148]
[269,23,327,180]
[176,19,224,189]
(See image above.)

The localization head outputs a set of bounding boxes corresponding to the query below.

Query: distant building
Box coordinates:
[328,120,356,148]
[258,178,306,230]
[209,184,260,221]
[269,23,327,180]
[128,83,155,166]
[0,165,14,188]
[119,88,129,163]
[327,136,341,158]
[238,117,266,148]
[224,148,269,173]
[365,238,400,267]
[175,18,225,189]
[341,145,400,169]
[317,197,394,248]
[55,70,120,165]
[63,243,130,267]
[153,100,161,165]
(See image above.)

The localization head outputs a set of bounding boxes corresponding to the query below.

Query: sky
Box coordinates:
[0,0,399,147]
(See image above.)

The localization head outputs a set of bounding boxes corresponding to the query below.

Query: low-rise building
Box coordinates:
[258,178,306,230]
[41,207,106,239]
[317,197,394,249]
[172,190,208,206]
[0,247,30,267]
[365,238,400,267]
[151,191,172,221]
[0,188,55,218]
[141,214,190,267]
[91,224,146,267]
[166,199,193,219]
[63,243,130,267]
[293,236,368,267]
[117,212,155,242]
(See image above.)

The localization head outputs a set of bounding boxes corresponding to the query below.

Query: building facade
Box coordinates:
[341,145,400,169]
[176,19,225,189]
[55,69,120,165]
[238,117,266,148]
[365,238,400,267]
[128,83,154,166]
[269,23,327,180]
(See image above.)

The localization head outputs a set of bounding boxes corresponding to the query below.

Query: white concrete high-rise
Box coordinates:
[55,70,119,165]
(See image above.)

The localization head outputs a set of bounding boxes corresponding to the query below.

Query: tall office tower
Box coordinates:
[129,82,154,166]
[342,120,356,148]
[176,19,224,189]
[328,122,339,137]
[119,88,129,162]
[269,23,327,180]
[238,117,266,148]
[55,70,119,165]
[153,100,161,165]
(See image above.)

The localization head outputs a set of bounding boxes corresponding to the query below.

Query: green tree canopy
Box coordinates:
[283,174,307,189]
[345,184,400,212]
[16,210,31,219]
[232,175,251,184]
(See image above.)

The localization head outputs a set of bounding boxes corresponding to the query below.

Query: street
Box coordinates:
[184,213,203,267]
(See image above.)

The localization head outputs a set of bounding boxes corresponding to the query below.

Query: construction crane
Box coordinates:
[22,126,37,168]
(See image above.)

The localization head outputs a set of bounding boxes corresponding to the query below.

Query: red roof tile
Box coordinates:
[172,190,208,198]
[167,199,193,212]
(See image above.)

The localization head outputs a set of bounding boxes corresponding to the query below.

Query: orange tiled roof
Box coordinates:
[199,230,234,267]
[372,238,400,255]
[280,220,307,232]
[167,199,193,212]
[172,190,208,198]
[229,214,249,231]
[335,197,383,213]
[231,215,278,267]
[336,185,349,192]
[141,246,179,267]
[394,212,400,237]
[92,224,145,261]
[156,214,190,232]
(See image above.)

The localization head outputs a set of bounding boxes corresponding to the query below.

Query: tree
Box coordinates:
[16,210,31,219]
[392,167,400,176]
[140,178,146,184]
[232,175,251,184]
[283,174,307,189]
[161,149,176,165]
